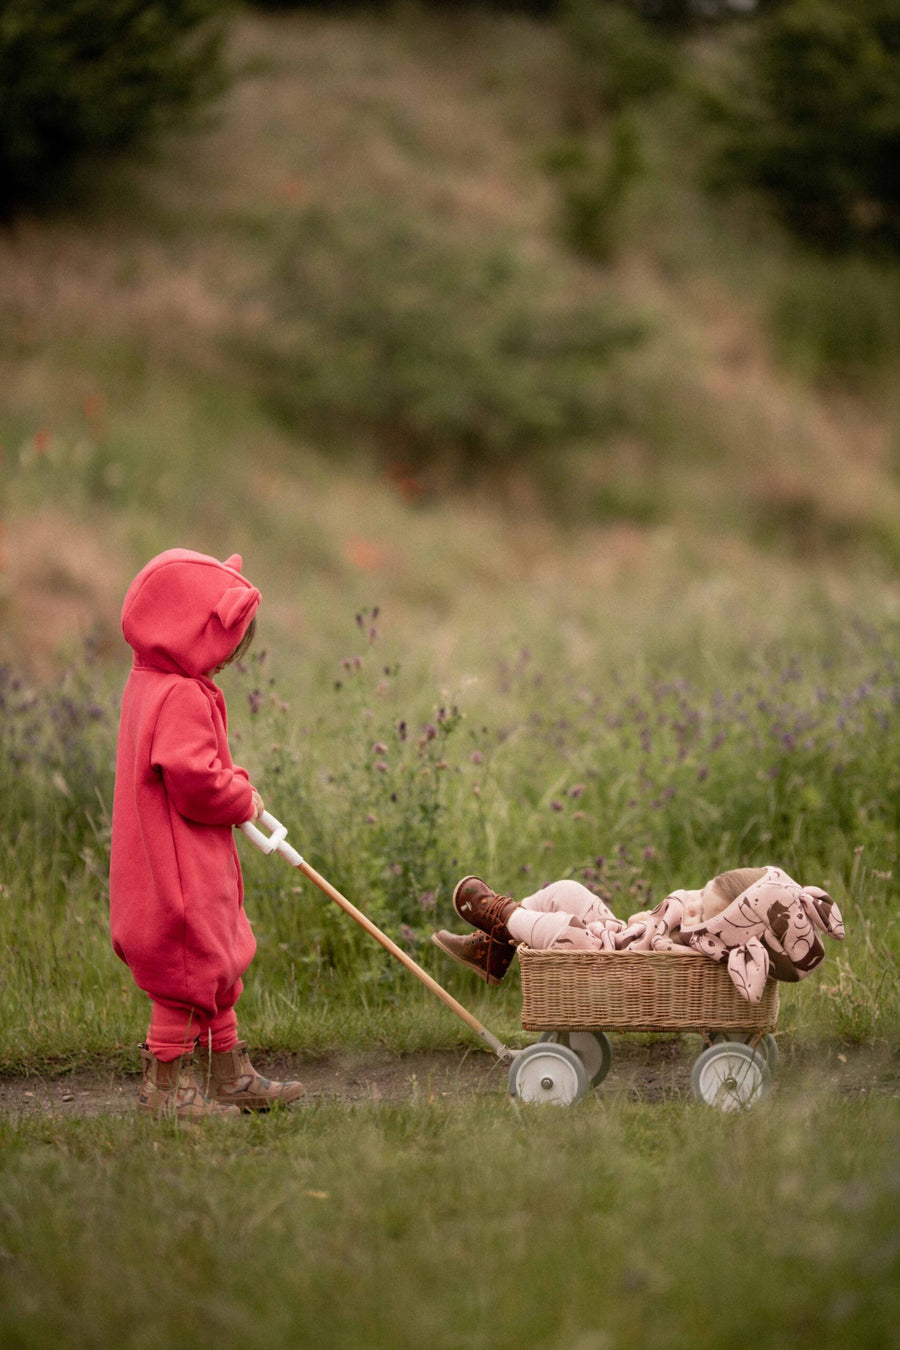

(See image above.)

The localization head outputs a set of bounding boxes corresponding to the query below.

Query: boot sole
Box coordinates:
[431,930,501,984]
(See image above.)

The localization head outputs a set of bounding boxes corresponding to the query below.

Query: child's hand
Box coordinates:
[249,787,265,821]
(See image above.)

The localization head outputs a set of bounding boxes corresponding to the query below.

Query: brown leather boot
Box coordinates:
[452,875,517,943]
[195,1041,303,1112]
[431,929,516,984]
[137,1045,241,1122]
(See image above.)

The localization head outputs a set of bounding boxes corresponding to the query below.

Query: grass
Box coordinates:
[1,1087,898,1349]
[2,570,898,1071]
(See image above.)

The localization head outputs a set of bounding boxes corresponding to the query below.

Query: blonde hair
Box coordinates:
[223,616,257,668]
[710,867,767,907]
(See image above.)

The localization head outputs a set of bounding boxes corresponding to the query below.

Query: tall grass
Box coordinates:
[1,572,897,1071]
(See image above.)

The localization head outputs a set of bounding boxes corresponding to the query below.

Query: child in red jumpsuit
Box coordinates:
[109,548,302,1120]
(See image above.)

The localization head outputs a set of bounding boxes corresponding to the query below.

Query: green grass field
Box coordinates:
[1,7,898,1347]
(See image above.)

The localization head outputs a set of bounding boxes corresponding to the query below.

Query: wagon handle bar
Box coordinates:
[239,811,514,1062]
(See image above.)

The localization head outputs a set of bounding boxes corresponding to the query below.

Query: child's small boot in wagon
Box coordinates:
[195,1040,303,1112]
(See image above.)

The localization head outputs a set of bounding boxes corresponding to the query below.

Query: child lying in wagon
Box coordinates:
[433,866,844,1003]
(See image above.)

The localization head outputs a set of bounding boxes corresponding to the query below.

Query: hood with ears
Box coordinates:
[681,865,845,1003]
[121,549,260,679]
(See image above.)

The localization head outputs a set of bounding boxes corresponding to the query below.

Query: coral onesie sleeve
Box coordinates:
[152,681,254,827]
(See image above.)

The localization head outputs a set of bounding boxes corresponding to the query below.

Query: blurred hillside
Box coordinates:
[1,4,899,678]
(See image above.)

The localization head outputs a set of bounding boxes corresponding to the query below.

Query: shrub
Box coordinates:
[237,209,645,480]
[0,0,231,214]
[544,0,679,262]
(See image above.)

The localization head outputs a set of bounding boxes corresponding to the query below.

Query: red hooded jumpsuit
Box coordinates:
[109,549,261,1059]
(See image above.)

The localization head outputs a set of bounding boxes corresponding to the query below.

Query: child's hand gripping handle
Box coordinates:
[238,811,303,866]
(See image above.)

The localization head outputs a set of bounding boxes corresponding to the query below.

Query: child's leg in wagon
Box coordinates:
[139,997,240,1120]
[511,878,622,948]
[194,981,304,1112]
[433,875,606,983]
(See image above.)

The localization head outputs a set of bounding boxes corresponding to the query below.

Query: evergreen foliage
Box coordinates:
[0,0,231,213]
[706,0,900,250]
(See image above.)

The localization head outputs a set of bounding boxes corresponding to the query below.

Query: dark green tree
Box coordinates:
[0,0,231,214]
[707,0,900,250]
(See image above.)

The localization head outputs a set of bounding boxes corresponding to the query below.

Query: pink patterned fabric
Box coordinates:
[679,865,845,1002]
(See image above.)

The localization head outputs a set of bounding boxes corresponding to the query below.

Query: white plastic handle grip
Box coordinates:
[239,810,289,855]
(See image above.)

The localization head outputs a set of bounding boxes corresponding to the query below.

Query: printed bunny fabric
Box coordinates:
[679,866,845,1002]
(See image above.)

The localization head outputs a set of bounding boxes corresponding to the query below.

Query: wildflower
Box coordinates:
[400,924,416,944]
[418,890,436,912]
[470,751,483,765]
[374,760,389,773]
[570,783,585,799]
[642,846,657,863]
[372,742,388,756]
[365,814,378,825]
[551,800,563,812]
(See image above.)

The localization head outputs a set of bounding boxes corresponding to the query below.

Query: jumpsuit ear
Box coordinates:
[215,585,257,632]
[222,554,243,572]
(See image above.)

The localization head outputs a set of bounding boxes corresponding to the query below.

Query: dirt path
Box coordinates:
[1,1040,895,1119]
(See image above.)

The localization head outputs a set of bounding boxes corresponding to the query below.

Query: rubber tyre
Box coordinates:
[691,1042,772,1112]
[508,1042,589,1105]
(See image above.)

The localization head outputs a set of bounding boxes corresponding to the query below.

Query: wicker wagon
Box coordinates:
[511,947,780,1110]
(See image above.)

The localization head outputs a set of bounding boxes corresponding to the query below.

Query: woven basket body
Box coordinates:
[518,948,779,1033]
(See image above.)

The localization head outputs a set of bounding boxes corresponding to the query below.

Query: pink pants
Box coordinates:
[147,980,243,1061]
[507,879,612,951]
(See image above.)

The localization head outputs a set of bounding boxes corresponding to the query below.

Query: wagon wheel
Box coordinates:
[508,1042,589,1105]
[691,1042,772,1112]
[538,1031,612,1087]
[710,1031,779,1072]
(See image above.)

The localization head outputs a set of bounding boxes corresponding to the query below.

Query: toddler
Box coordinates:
[109,548,302,1120]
